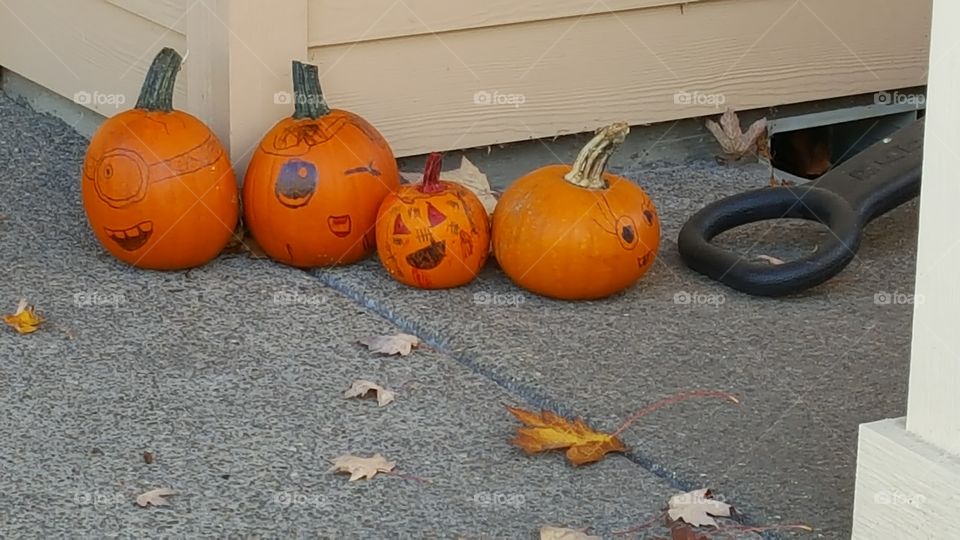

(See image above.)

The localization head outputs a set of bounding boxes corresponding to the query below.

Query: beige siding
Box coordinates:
[309,0,930,156]
[0,0,186,118]
[306,0,706,46]
[105,0,187,34]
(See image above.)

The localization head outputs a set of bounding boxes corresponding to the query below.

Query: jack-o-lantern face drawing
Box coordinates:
[376,153,490,289]
[242,61,400,268]
[80,48,239,270]
[493,122,660,300]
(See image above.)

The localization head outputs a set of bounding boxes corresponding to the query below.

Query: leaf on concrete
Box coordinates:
[3,298,44,334]
[358,333,420,356]
[343,379,396,407]
[222,225,268,259]
[705,109,767,159]
[670,523,710,540]
[667,488,732,528]
[401,156,498,215]
[506,405,627,466]
[135,487,176,507]
[539,526,601,540]
[329,453,395,481]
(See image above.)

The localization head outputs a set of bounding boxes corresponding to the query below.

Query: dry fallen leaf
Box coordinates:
[3,299,44,334]
[506,405,627,466]
[343,379,396,407]
[667,488,732,528]
[222,225,268,259]
[539,526,601,540]
[670,523,710,540]
[755,255,785,266]
[706,109,767,159]
[135,487,176,507]
[358,333,420,356]
[401,156,498,215]
[329,453,395,481]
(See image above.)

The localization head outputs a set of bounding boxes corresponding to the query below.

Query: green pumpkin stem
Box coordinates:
[291,60,331,119]
[420,152,444,194]
[564,122,630,189]
[135,48,182,112]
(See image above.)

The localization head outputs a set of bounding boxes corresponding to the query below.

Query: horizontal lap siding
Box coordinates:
[0,0,187,117]
[106,0,187,34]
[308,0,931,156]
[307,0,708,46]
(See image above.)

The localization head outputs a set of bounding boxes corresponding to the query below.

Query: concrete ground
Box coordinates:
[0,91,917,538]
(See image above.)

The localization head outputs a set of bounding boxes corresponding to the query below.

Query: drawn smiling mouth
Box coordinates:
[406,240,446,270]
[104,221,153,251]
[327,215,352,238]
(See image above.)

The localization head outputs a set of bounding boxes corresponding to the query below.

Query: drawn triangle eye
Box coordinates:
[426,202,447,227]
[393,214,411,235]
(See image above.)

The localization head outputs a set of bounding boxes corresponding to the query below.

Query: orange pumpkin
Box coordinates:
[376,153,490,289]
[242,61,400,268]
[492,122,660,300]
[81,48,239,270]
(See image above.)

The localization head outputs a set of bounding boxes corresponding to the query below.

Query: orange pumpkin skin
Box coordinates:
[242,62,400,268]
[81,48,238,270]
[493,124,659,300]
[376,154,490,289]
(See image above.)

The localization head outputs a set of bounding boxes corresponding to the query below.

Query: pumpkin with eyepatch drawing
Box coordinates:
[81,47,239,270]
[242,60,400,268]
[376,153,490,289]
[493,122,660,300]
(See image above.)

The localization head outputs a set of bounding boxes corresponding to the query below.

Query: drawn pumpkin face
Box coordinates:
[81,48,239,270]
[242,61,400,268]
[376,153,490,289]
[493,123,660,300]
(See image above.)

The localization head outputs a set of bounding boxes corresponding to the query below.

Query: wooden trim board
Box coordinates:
[852,419,960,538]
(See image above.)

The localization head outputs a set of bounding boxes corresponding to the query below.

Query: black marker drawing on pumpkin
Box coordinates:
[591,194,640,251]
[344,162,382,177]
[274,158,318,208]
[85,135,222,209]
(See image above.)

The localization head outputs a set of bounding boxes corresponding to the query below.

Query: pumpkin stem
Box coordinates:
[564,122,630,189]
[291,60,331,119]
[420,152,444,194]
[135,47,182,112]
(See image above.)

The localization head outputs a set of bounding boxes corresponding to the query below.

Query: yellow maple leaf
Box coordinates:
[3,299,44,334]
[506,405,627,466]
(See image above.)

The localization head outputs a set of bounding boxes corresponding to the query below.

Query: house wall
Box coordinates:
[0,0,187,119]
[307,0,932,155]
[0,0,933,160]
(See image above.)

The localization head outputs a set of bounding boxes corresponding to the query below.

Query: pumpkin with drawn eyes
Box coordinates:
[492,122,660,300]
[376,153,490,289]
[81,48,239,270]
[242,60,400,268]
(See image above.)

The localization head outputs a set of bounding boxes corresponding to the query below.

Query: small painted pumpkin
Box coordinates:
[81,48,239,269]
[492,122,660,300]
[243,60,400,268]
[376,153,490,289]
